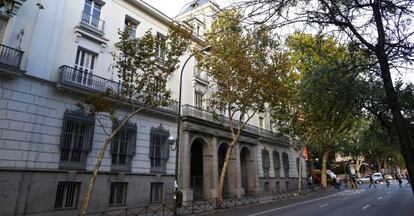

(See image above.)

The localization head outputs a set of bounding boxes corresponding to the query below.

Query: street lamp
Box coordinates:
[173,46,212,216]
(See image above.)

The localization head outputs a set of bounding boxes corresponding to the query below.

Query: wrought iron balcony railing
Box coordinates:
[0,44,23,68]
[80,11,105,32]
[59,65,122,94]
[58,65,178,113]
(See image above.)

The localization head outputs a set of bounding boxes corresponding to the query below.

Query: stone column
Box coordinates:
[211,136,219,199]
[180,131,193,201]
[251,146,261,195]
[203,154,213,199]
[234,143,243,198]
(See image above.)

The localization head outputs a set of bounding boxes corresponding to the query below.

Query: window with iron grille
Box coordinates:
[111,121,137,172]
[109,182,128,206]
[150,124,170,173]
[150,182,164,203]
[273,151,281,178]
[282,152,290,178]
[261,149,270,178]
[59,110,95,170]
[55,182,81,209]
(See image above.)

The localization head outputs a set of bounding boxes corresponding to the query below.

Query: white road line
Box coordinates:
[343,197,348,200]
[378,196,383,200]
[247,193,338,216]
[319,204,328,208]
[387,191,391,194]
[362,204,370,209]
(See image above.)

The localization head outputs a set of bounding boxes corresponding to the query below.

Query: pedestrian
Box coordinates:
[351,175,358,188]
[405,173,410,186]
[369,174,377,188]
[307,175,313,189]
[395,174,403,188]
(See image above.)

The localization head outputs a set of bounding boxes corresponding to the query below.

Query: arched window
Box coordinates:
[261,149,270,178]
[282,152,290,178]
[272,151,280,178]
[149,124,170,173]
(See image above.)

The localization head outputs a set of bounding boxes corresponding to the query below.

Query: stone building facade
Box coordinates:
[0,0,306,215]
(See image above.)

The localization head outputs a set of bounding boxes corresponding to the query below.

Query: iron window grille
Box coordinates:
[150,182,164,203]
[59,110,95,170]
[273,151,281,178]
[55,182,81,209]
[261,149,270,178]
[109,182,128,206]
[111,121,137,172]
[149,124,170,173]
[282,152,290,178]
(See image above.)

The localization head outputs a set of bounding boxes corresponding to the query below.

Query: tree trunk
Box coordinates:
[217,132,240,205]
[320,147,329,188]
[79,110,141,216]
[377,51,414,194]
[297,157,302,193]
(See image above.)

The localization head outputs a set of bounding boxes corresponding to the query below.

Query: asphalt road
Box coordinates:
[208,181,414,216]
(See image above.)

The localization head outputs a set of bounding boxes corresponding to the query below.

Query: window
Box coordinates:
[109,182,128,206]
[150,182,164,203]
[0,17,8,43]
[285,181,290,192]
[264,182,270,192]
[124,16,138,39]
[273,151,281,178]
[276,181,280,192]
[55,182,81,209]
[149,124,170,173]
[111,121,137,171]
[82,0,102,29]
[73,47,96,86]
[282,152,290,178]
[195,91,203,109]
[59,110,95,170]
[156,33,166,60]
[261,149,270,178]
[259,117,264,129]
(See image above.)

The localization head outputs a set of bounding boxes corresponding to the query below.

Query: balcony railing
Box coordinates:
[0,44,23,68]
[80,11,105,32]
[59,65,122,94]
[58,65,177,113]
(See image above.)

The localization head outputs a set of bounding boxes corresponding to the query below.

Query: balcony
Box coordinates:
[74,12,108,45]
[56,65,177,113]
[0,44,25,76]
[181,105,290,145]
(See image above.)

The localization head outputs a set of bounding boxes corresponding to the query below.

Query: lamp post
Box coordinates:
[173,46,211,216]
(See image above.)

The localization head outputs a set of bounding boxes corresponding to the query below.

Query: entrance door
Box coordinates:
[191,140,204,200]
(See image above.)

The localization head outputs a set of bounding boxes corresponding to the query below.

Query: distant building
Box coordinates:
[0,0,306,215]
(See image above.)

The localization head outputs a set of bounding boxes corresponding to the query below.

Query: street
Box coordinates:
[209,182,414,216]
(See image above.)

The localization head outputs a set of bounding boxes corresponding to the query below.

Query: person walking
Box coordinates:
[395,174,403,188]
[406,173,411,186]
[369,174,377,188]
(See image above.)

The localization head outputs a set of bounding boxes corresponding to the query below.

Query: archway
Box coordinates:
[240,146,255,196]
[218,143,229,198]
[190,138,212,200]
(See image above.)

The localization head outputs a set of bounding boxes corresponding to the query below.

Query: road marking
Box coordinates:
[362,204,370,209]
[247,193,338,216]
[319,204,328,208]
[343,197,348,200]
[378,196,383,200]
[387,191,391,194]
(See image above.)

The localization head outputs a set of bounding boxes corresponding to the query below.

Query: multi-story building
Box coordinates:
[0,0,306,215]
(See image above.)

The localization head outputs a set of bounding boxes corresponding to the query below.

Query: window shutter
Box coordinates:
[273,151,280,169]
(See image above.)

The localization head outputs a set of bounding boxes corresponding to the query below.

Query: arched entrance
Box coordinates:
[240,146,255,196]
[190,138,212,200]
[218,143,229,198]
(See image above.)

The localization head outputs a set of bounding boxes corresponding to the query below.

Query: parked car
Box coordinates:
[357,176,370,184]
[372,172,384,183]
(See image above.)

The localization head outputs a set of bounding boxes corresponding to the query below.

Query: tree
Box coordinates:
[236,0,414,193]
[284,33,364,187]
[198,10,291,202]
[78,26,189,216]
